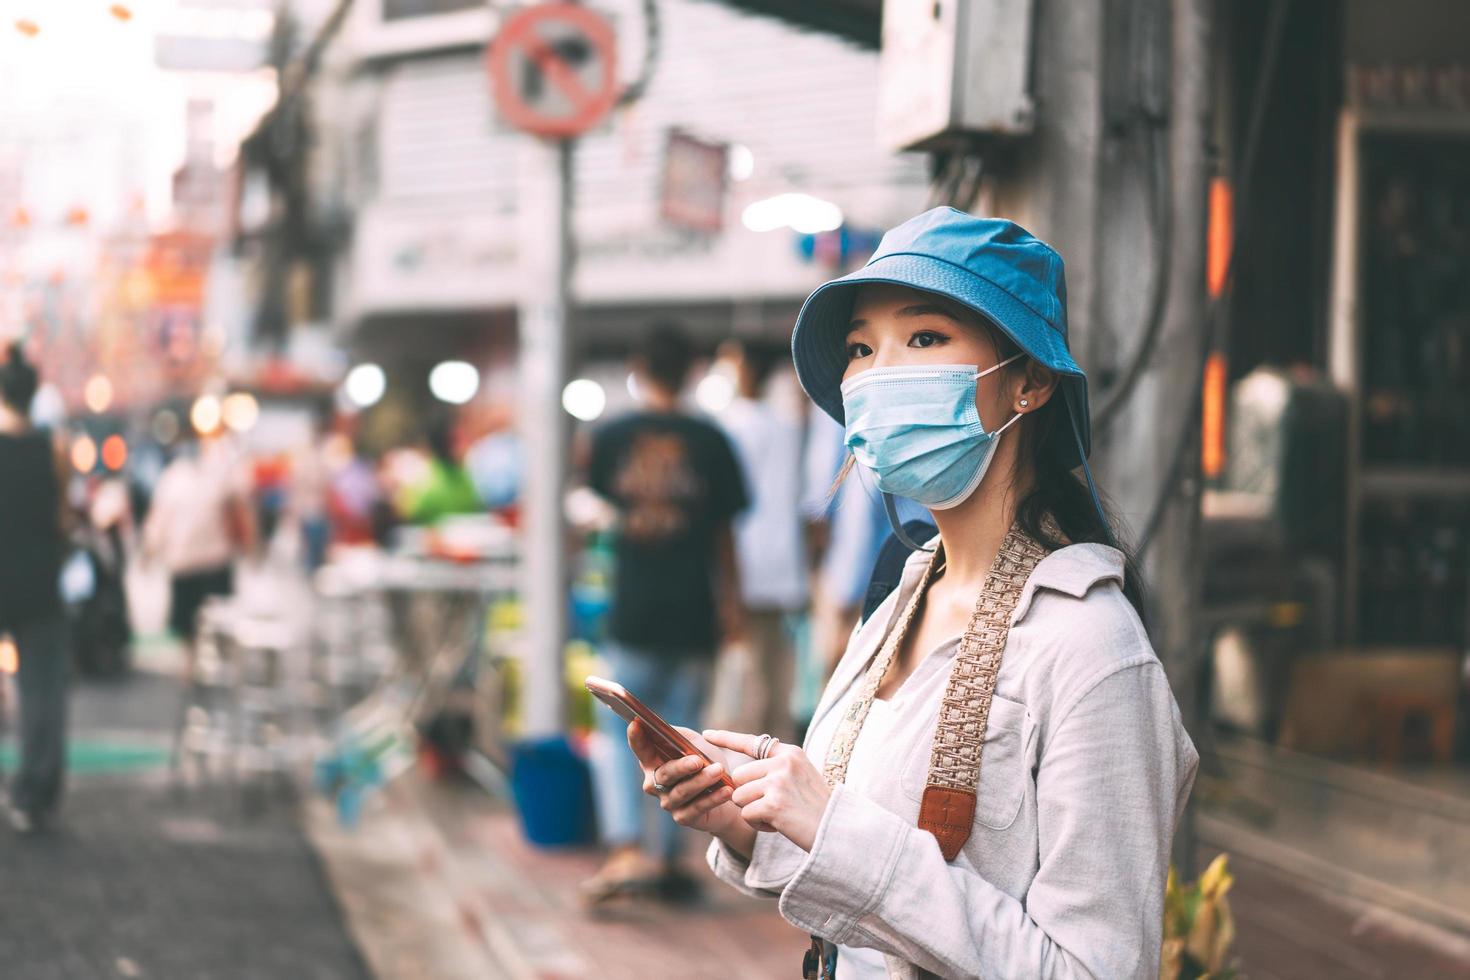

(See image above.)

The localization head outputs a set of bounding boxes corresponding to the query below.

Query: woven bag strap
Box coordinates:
[918,522,1050,859]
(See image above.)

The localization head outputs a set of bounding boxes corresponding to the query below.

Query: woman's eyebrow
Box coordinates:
[894,303,960,321]
[848,304,957,332]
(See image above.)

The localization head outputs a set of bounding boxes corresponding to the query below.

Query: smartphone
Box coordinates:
[584,675,736,790]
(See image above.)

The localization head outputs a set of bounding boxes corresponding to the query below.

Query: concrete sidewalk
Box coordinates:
[309,771,809,980]
[312,765,1470,980]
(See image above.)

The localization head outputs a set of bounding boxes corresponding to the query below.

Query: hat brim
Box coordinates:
[791,252,1092,464]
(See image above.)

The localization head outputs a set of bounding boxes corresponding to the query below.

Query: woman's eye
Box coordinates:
[909,331,946,349]
[846,341,873,360]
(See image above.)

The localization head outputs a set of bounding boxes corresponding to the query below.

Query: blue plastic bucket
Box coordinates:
[509,735,596,847]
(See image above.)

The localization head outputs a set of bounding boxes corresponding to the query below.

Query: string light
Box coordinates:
[71,435,98,473]
[101,434,127,470]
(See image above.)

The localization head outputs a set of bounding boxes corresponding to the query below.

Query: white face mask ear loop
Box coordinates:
[993,409,1025,437]
[972,351,1026,381]
[974,353,1028,435]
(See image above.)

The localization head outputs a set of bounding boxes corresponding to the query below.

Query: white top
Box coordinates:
[717,396,808,609]
[808,640,961,980]
[143,448,248,575]
[830,695,897,980]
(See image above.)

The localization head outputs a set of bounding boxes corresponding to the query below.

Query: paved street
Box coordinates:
[0,660,369,980]
[0,773,370,980]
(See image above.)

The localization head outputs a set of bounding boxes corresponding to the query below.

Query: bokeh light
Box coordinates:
[101,434,127,470]
[190,395,222,435]
[84,374,113,414]
[694,371,736,414]
[741,192,843,234]
[429,361,479,405]
[729,143,755,181]
[344,363,386,408]
[71,434,97,473]
[561,378,607,421]
[222,392,259,433]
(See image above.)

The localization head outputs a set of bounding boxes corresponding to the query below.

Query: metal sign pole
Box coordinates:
[517,135,573,737]
[491,1,617,739]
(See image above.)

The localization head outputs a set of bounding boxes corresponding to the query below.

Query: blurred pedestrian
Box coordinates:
[70,476,135,677]
[142,427,255,673]
[327,437,387,547]
[629,210,1197,979]
[465,425,522,515]
[794,406,929,741]
[290,411,334,571]
[0,341,70,834]
[399,416,480,526]
[711,338,806,744]
[582,323,748,905]
[801,407,890,674]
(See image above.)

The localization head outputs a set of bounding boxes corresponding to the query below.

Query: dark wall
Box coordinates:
[1224,0,1344,379]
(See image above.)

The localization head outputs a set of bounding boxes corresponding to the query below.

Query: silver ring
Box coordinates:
[756,734,778,761]
[652,781,670,794]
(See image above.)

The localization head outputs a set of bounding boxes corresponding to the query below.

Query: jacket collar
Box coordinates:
[901,534,1125,623]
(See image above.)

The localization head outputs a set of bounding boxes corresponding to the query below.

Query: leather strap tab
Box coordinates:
[919,785,977,861]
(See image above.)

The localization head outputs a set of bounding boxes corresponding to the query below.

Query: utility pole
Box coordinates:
[995,0,1213,875]
[1140,0,1212,876]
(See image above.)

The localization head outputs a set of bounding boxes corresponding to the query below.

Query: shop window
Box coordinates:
[1359,134,1470,467]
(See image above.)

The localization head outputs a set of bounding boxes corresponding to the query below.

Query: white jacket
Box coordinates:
[708,540,1198,979]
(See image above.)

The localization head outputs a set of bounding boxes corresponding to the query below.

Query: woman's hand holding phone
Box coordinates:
[627,721,830,856]
[704,729,830,853]
[627,721,755,855]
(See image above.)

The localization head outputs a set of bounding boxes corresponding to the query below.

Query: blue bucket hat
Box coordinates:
[792,207,1106,531]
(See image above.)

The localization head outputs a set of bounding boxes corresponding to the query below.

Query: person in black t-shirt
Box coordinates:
[0,342,69,834]
[582,323,748,904]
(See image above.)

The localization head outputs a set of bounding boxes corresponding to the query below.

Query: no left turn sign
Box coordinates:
[487,4,619,139]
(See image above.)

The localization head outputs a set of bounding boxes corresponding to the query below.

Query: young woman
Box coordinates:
[626,209,1198,978]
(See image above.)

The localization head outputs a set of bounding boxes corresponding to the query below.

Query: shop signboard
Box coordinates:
[660,130,728,234]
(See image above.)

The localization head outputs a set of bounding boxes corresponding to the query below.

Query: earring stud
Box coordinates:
[1019,398,1029,408]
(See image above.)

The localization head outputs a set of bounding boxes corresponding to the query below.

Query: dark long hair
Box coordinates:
[987,329,1149,619]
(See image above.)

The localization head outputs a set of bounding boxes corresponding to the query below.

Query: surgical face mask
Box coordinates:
[841,353,1024,509]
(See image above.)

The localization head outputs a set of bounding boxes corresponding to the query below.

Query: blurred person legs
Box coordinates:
[167,565,234,775]
[585,643,711,905]
[169,565,234,678]
[713,339,807,745]
[301,515,330,573]
[745,609,796,745]
[7,616,69,832]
